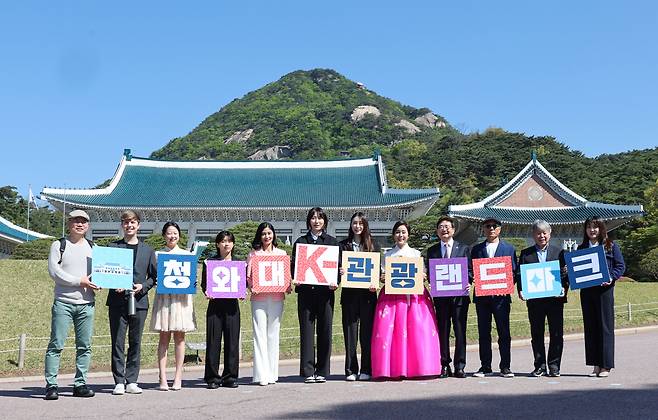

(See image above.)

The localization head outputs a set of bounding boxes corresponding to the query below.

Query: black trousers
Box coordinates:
[581,285,615,368]
[205,298,241,385]
[298,288,334,377]
[109,306,147,385]
[341,289,376,376]
[527,298,564,370]
[434,296,469,370]
[475,296,511,370]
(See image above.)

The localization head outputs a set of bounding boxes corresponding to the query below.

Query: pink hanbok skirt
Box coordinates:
[371,287,441,378]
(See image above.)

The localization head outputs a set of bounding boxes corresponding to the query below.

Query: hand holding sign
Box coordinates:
[473,256,514,297]
[251,255,291,293]
[341,251,380,289]
[205,260,246,299]
[294,244,339,287]
[429,257,469,297]
[565,246,611,290]
[384,256,424,295]
[520,260,562,299]
[157,253,198,294]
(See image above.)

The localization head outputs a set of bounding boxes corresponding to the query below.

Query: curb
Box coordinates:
[2,324,657,385]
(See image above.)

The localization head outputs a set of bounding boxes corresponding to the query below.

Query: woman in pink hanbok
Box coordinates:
[371,221,441,379]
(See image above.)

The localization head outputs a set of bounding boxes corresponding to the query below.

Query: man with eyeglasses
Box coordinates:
[471,217,518,378]
[44,210,99,400]
[425,216,472,379]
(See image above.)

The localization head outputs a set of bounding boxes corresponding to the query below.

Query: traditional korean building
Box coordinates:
[41,150,440,244]
[448,156,645,248]
[0,215,52,258]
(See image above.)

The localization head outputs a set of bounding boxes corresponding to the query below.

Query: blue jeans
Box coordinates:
[44,300,95,387]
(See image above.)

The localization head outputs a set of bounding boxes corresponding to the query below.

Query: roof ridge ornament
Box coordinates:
[123,149,132,161]
[531,150,537,162]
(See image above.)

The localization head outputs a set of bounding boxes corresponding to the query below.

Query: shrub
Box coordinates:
[11,238,54,260]
[639,247,658,282]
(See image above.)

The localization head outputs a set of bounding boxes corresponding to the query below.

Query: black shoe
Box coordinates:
[531,367,547,377]
[548,368,561,377]
[221,381,238,388]
[454,369,466,378]
[72,385,95,398]
[45,386,58,400]
[473,367,492,378]
[207,382,220,389]
[439,366,452,378]
[500,368,515,378]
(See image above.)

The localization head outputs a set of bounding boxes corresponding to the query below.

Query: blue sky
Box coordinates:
[1,1,657,201]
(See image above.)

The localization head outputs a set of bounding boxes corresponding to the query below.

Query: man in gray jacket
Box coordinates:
[44,209,98,400]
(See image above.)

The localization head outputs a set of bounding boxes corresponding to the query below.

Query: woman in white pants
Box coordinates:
[247,222,290,386]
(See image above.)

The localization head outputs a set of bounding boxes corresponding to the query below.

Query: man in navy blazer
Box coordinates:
[471,217,517,378]
[425,216,471,379]
[516,220,568,378]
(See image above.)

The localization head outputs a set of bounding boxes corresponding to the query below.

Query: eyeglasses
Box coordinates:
[483,224,500,229]
[437,225,453,230]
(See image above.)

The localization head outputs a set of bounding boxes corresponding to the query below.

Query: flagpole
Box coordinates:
[26,184,31,241]
[62,185,67,237]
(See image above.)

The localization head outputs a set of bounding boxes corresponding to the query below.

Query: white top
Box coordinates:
[382,244,421,270]
[441,238,455,258]
[485,241,499,258]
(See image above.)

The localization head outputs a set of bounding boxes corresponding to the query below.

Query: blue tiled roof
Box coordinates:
[42,156,439,209]
[449,204,644,225]
[0,216,50,242]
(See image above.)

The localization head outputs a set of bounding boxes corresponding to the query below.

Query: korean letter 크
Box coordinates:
[385,256,425,295]
[341,251,380,289]
[565,246,610,290]
[429,257,469,297]
[205,260,247,299]
[157,253,198,294]
[473,256,514,297]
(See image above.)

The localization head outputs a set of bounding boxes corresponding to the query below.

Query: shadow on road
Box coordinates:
[273,385,658,419]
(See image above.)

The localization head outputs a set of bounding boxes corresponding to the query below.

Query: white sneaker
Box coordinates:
[358,373,371,381]
[125,383,143,394]
[315,375,326,383]
[346,374,357,382]
[112,384,125,395]
[304,376,316,383]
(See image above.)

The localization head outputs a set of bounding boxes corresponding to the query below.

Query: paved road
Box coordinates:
[1,328,657,419]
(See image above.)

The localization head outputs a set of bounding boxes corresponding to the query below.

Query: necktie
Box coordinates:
[443,243,450,258]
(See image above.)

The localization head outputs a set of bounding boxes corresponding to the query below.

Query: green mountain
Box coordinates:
[150,68,658,209]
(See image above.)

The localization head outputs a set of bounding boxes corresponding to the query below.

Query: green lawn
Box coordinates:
[1,260,657,377]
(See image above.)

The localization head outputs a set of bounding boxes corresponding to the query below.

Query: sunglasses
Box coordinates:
[483,224,500,229]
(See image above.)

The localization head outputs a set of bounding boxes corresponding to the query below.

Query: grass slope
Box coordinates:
[2,260,657,377]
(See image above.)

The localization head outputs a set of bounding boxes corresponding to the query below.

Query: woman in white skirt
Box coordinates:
[247,222,290,386]
[151,222,196,390]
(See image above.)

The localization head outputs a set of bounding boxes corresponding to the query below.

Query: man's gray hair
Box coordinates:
[532,219,552,233]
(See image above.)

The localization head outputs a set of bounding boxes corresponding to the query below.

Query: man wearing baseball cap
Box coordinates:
[44,209,98,400]
[471,217,518,378]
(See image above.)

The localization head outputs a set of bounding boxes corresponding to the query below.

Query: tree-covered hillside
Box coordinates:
[151,68,657,209]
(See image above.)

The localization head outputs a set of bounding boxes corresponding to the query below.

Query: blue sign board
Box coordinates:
[91,246,134,289]
[565,246,611,290]
[157,253,198,294]
[520,260,562,299]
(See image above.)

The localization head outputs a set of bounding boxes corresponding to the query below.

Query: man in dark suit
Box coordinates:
[516,220,568,377]
[425,216,471,379]
[106,210,157,395]
[471,217,517,378]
